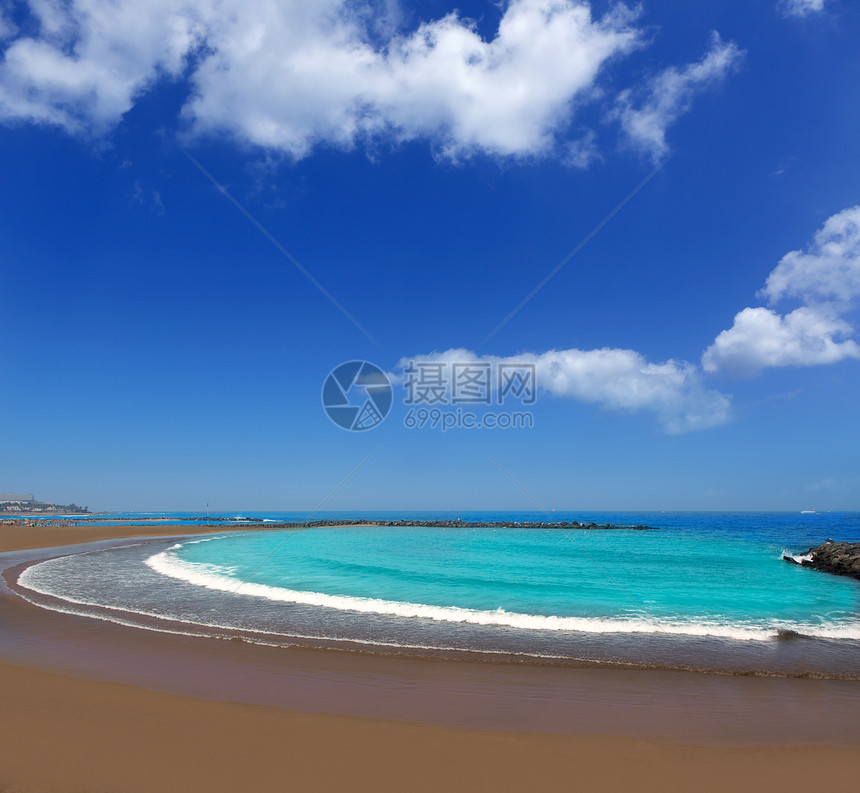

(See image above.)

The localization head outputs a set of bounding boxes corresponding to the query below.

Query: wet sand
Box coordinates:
[1,524,859,792]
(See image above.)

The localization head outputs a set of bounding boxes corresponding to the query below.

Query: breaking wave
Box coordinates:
[143,543,860,642]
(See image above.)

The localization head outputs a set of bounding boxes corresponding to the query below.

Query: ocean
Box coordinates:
[14,511,860,677]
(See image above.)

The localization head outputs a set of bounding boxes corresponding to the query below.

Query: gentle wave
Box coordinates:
[145,546,860,642]
[14,561,578,661]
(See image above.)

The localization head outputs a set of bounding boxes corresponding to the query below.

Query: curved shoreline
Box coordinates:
[2,543,860,747]
[7,527,860,679]
[12,552,860,681]
[1,538,860,793]
[1,526,859,754]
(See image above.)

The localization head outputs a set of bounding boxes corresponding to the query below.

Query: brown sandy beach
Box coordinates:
[1,523,859,793]
[0,520,296,554]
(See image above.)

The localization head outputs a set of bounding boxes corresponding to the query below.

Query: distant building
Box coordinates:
[0,493,35,502]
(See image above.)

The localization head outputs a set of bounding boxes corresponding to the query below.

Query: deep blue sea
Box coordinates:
[15,511,860,676]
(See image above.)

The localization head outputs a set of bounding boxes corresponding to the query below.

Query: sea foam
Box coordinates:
[143,545,860,642]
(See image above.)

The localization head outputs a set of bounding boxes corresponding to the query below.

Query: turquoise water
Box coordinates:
[162,524,859,640]
[15,512,860,674]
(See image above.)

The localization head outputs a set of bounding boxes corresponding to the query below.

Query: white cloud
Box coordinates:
[0,0,204,131]
[398,347,732,434]
[0,0,644,158]
[614,32,744,161]
[760,206,860,305]
[703,207,860,376]
[702,306,860,376]
[779,0,827,18]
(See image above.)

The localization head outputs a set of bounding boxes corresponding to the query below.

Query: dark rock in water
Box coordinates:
[788,540,860,581]
[776,628,803,640]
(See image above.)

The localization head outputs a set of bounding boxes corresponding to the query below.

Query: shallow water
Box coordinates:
[13,513,860,676]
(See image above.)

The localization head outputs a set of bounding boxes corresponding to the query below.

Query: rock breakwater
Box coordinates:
[783,540,860,580]
[260,518,656,530]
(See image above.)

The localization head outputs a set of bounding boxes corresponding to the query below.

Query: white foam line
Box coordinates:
[13,571,573,660]
[17,546,860,647]
[144,548,860,642]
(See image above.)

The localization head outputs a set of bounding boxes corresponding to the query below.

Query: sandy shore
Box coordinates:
[0,520,284,553]
[4,660,860,793]
[1,523,859,792]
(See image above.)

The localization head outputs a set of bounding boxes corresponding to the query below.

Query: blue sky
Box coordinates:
[1,0,858,511]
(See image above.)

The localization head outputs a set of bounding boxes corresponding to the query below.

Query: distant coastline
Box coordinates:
[0,502,90,516]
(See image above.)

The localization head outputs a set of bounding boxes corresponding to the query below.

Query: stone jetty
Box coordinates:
[223,517,655,531]
[783,540,860,580]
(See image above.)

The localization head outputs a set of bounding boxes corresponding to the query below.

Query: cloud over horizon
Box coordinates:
[397,347,732,434]
[401,208,860,433]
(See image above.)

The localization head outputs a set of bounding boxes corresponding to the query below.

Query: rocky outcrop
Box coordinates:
[783,540,860,580]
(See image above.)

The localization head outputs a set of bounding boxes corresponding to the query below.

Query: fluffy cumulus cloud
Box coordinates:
[0,0,205,131]
[779,0,827,18]
[404,205,860,426]
[190,0,642,158]
[397,347,732,434]
[760,206,860,305]
[703,206,860,376]
[0,0,649,158]
[702,306,860,376]
[614,32,744,162]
